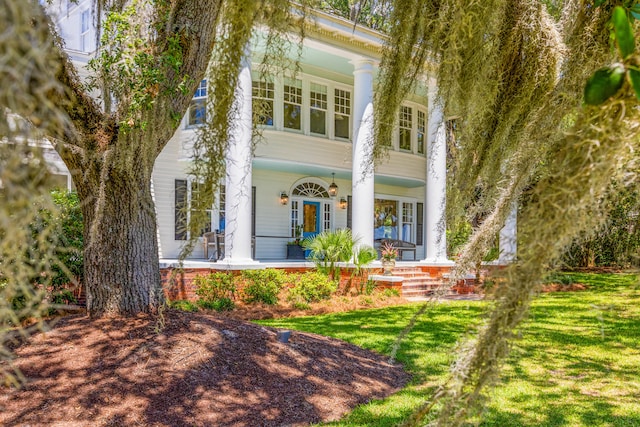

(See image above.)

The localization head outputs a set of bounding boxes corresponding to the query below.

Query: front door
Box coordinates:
[303,201,321,240]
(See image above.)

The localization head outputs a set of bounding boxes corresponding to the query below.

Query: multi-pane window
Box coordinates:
[309,83,327,135]
[174,180,211,240]
[399,106,413,151]
[218,184,226,231]
[80,9,90,52]
[252,80,274,125]
[323,203,331,231]
[191,181,212,235]
[283,79,302,130]
[188,80,207,126]
[334,89,351,139]
[417,110,426,155]
[291,200,300,237]
[175,180,227,239]
[402,202,414,242]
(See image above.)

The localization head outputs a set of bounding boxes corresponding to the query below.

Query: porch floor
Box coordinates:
[159,259,454,270]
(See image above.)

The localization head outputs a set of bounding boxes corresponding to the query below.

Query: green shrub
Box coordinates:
[382,287,400,298]
[364,279,377,295]
[194,272,236,307]
[543,272,575,285]
[242,269,287,305]
[168,300,199,312]
[291,301,311,310]
[287,272,337,305]
[197,298,235,312]
[50,289,77,305]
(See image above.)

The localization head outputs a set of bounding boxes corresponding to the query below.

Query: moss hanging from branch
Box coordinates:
[376,0,640,425]
[180,0,316,258]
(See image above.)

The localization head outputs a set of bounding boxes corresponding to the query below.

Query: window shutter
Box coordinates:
[416,202,424,246]
[252,186,256,237]
[175,179,187,240]
[346,195,352,230]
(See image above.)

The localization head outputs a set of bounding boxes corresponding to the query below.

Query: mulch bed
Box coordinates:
[0,310,409,427]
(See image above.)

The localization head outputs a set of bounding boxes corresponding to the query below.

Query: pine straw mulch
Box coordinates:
[0,309,410,427]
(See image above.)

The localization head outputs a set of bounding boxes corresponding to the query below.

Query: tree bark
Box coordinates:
[78,165,162,317]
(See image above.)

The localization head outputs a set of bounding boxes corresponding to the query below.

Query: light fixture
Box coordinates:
[328,173,338,198]
[280,191,289,205]
[339,197,347,210]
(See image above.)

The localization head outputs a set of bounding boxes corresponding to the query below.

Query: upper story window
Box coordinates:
[80,9,90,52]
[399,106,412,151]
[309,83,327,136]
[417,110,426,154]
[188,79,207,126]
[283,79,302,131]
[334,88,351,140]
[252,80,274,126]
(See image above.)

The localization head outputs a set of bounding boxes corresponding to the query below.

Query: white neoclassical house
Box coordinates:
[48,1,517,268]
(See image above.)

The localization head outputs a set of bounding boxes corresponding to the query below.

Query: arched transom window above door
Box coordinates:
[292,181,330,198]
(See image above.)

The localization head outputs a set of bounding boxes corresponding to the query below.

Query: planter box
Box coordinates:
[286,244,305,259]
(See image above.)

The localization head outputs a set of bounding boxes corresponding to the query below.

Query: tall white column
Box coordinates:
[222,49,256,264]
[351,59,375,249]
[423,80,452,264]
[498,204,517,263]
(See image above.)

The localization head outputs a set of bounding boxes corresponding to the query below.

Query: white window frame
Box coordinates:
[252,78,275,127]
[334,87,351,141]
[417,109,426,155]
[80,9,90,52]
[374,194,418,243]
[309,82,328,136]
[175,179,225,240]
[187,79,207,127]
[399,105,413,152]
[283,78,303,132]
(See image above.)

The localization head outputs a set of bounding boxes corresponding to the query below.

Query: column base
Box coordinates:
[219,258,260,267]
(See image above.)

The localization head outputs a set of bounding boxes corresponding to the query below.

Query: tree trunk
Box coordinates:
[79,168,163,317]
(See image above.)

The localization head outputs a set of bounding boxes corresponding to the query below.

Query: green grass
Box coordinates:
[257,273,640,426]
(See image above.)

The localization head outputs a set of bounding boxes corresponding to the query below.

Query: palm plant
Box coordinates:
[350,245,378,294]
[303,229,355,281]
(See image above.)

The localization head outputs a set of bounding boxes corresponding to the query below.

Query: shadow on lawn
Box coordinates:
[0,310,409,426]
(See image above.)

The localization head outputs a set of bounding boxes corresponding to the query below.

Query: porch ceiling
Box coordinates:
[253,157,425,188]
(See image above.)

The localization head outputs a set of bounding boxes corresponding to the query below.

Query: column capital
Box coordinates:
[350,57,376,74]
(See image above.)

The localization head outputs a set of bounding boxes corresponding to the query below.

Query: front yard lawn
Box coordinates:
[258,273,640,426]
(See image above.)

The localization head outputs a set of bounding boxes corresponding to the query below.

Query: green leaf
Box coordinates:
[631,11,640,21]
[584,63,626,105]
[594,0,606,6]
[613,6,635,59]
[629,67,640,101]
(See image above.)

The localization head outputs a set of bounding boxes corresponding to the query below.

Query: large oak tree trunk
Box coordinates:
[78,167,162,317]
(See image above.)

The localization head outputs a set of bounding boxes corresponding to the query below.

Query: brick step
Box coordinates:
[402,282,442,289]
[390,268,423,274]
[402,277,440,285]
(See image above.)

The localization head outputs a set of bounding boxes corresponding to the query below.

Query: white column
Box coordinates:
[222,49,257,264]
[422,79,452,264]
[498,204,517,263]
[351,59,375,249]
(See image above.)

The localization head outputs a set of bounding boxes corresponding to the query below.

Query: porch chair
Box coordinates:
[203,232,218,260]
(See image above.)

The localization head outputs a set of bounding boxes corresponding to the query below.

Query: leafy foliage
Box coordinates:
[375,1,640,425]
[193,272,236,308]
[241,269,288,305]
[287,272,338,305]
[562,187,640,267]
[304,229,355,280]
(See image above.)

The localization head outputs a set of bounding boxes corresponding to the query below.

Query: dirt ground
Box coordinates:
[0,310,409,427]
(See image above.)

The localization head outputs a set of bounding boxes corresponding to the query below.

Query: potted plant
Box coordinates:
[380,241,398,276]
[286,225,305,259]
